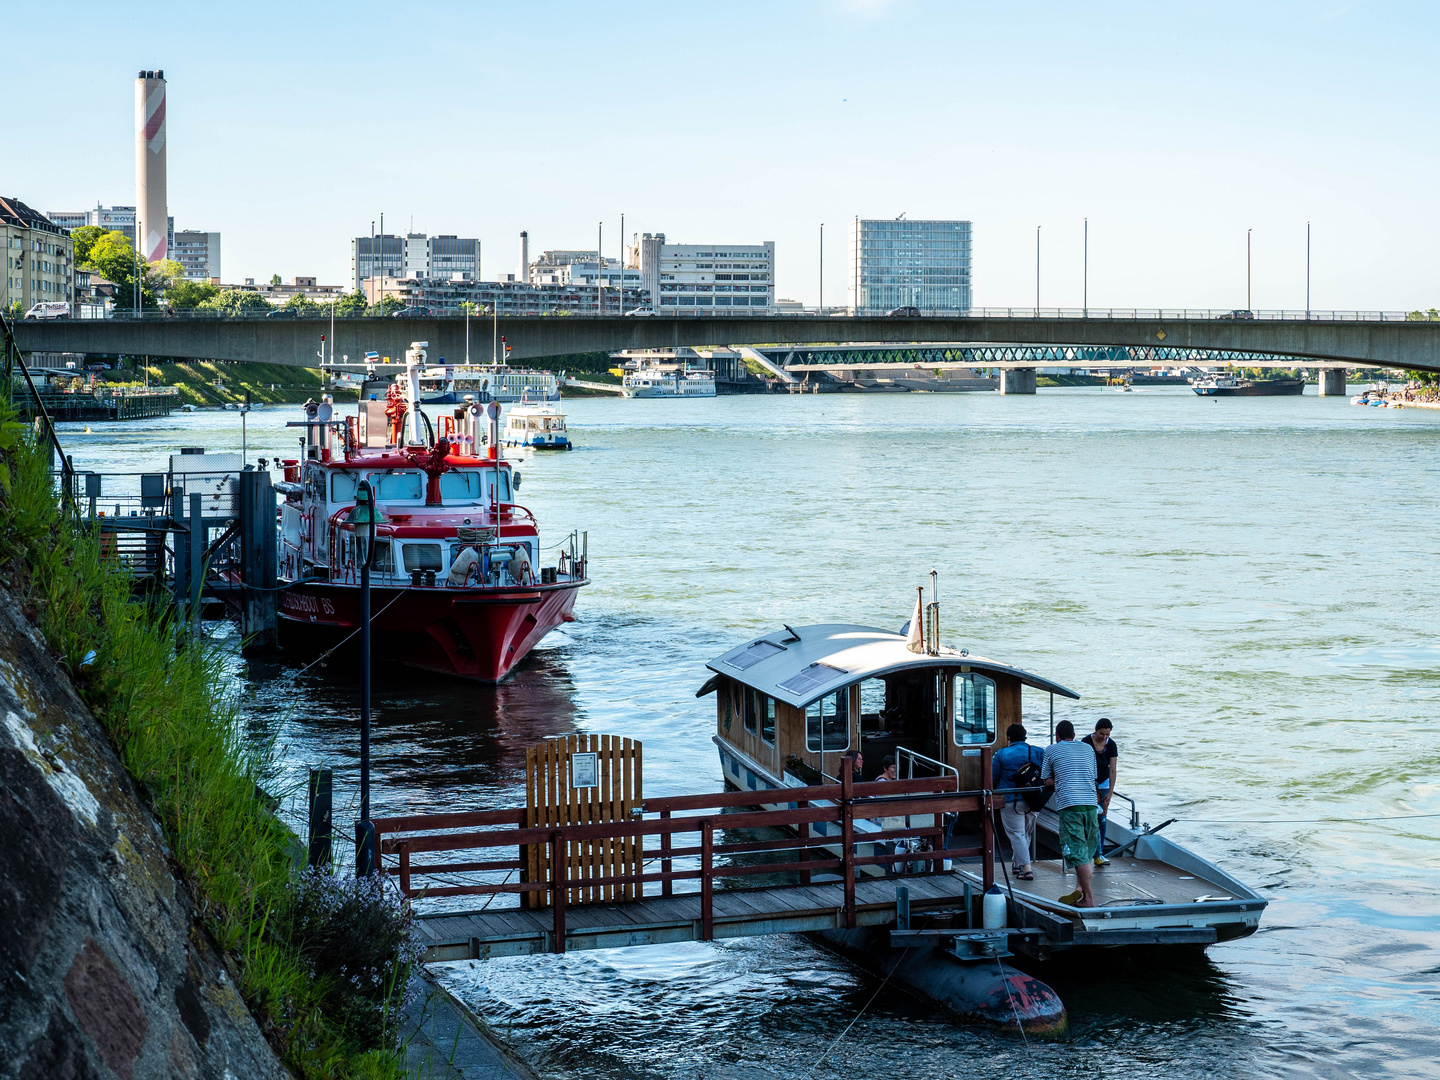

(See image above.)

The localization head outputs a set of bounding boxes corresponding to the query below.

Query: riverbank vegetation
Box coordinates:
[0,414,415,1078]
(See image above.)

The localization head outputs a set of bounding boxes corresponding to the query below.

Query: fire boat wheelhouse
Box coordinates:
[702,588,1267,957]
[275,341,588,681]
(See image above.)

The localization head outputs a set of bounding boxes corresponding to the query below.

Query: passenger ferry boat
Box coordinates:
[502,399,571,450]
[621,364,716,398]
[272,342,588,681]
[702,587,1267,958]
[417,364,560,403]
[1191,373,1304,396]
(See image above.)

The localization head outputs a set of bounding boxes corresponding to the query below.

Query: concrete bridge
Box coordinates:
[16,310,1440,386]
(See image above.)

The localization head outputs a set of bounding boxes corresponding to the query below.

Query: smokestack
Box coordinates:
[135,70,168,263]
[519,230,529,283]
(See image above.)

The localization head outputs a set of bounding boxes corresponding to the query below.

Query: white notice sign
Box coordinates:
[571,751,598,788]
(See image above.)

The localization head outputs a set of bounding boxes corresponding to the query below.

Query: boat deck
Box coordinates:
[415,871,986,962]
[976,857,1235,911]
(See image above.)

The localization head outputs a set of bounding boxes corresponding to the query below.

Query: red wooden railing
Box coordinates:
[372,755,1000,954]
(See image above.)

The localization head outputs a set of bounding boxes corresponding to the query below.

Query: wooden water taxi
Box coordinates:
[701,587,1267,960]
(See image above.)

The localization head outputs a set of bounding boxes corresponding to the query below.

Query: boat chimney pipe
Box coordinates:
[405,341,427,445]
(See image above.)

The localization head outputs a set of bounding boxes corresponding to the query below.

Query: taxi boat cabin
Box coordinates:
[705,623,1079,794]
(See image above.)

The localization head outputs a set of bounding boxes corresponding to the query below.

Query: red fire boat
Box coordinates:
[273,341,588,681]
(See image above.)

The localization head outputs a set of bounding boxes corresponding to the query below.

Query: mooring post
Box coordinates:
[896,884,910,931]
[188,493,203,634]
[841,755,856,929]
[798,799,811,886]
[306,768,332,869]
[238,470,278,651]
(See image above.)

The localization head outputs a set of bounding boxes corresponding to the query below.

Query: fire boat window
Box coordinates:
[440,471,483,500]
[482,472,513,503]
[402,543,443,573]
[805,691,850,753]
[375,471,423,501]
[954,672,997,745]
[331,471,359,503]
[372,539,394,574]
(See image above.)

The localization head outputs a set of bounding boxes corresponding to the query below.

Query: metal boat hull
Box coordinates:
[1193,378,1305,396]
[277,579,584,681]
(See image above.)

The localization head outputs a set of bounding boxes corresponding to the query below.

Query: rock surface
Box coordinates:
[0,593,291,1080]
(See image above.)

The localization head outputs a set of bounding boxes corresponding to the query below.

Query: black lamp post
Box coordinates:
[348,481,380,876]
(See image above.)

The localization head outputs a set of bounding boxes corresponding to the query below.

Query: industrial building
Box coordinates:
[633,233,774,313]
[847,217,972,315]
[350,233,480,291]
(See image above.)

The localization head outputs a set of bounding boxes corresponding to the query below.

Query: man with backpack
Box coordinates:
[992,723,1046,880]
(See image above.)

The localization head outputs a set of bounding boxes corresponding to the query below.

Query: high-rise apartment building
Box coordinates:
[351,233,479,291]
[45,205,173,254]
[2,196,75,313]
[633,233,774,313]
[847,217,972,315]
[172,230,221,280]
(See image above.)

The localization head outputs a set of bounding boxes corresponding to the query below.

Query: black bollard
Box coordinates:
[307,768,332,869]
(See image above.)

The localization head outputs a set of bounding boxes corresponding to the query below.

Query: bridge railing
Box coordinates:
[371,758,1002,953]
[41,307,1440,322]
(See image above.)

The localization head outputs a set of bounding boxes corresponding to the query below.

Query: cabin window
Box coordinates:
[805,691,850,753]
[440,471,482,500]
[954,672,997,745]
[480,471,513,503]
[402,542,443,573]
[744,688,758,734]
[375,471,423,501]
[372,539,394,574]
[331,471,359,502]
[760,695,776,745]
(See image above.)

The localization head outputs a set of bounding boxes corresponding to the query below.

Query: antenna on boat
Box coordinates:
[926,568,940,656]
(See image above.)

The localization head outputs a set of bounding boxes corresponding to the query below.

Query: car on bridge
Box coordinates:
[624,307,659,317]
[887,306,923,317]
[1216,309,1256,320]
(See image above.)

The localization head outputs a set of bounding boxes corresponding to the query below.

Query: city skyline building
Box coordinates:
[633,233,774,313]
[529,250,642,292]
[45,204,173,254]
[2,196,75,313]
[363,274,648,317]
[135,70,168,263]
[847,217,972,315]
[172,229,221,280]
[351,232,479,291]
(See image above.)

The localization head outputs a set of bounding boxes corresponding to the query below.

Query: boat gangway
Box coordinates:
[374,755,1015,962]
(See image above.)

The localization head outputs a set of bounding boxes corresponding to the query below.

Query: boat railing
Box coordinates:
[371,758,1000,953]
[1108,789,1140,830]
[894,745,961,791]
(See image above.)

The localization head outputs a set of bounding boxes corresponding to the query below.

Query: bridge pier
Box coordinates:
[999,368,1037,395]
[1318,368,1348,396]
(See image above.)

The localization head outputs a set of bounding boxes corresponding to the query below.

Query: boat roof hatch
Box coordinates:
[702,623,1080,709]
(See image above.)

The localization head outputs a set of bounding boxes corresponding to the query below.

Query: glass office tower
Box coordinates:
[847,218,972,315]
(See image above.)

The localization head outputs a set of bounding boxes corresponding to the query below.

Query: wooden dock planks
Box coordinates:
[418,871,989,961]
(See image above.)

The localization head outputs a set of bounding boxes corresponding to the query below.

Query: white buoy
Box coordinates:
[982,884,1008,929]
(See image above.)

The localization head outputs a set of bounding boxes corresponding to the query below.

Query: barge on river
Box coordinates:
[702,602,1267,960]
[1191,373,1304,396]
[271,342,587,681]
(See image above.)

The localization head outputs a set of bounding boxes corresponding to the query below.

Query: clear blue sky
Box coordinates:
[11,1,1438,309]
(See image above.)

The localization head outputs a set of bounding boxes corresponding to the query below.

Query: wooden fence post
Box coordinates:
[841,755,856,929]
[552,831,567,954]
[700,819,714,942]
[798,800,811,886]
[982,746,995,891]
[306,767,332,869]
[660,809,673,897]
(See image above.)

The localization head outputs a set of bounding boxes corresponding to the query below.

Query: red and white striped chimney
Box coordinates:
[135,70,168,263]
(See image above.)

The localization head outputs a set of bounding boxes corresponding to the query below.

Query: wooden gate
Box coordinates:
[524,734,643,907]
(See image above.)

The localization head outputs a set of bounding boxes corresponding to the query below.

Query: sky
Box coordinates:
[10,0,1439,310]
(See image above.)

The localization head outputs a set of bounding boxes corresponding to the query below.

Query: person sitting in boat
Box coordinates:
[1041,720,1100,907]
[877,754,898,781]
[992,723,1043,881]
[842,750,864,783]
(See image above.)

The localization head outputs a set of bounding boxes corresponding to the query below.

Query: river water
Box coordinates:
[60,387,1440,1079]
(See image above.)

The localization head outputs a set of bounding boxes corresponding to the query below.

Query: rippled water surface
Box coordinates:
[62,387,1440,1079]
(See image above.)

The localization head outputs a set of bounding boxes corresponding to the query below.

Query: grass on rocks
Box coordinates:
[0,426,413,1080]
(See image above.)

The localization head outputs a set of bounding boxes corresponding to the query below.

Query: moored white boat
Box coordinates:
[502,400,572,450]
[621,364,716,398]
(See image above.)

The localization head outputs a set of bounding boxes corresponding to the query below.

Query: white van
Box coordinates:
[24,302,70,320]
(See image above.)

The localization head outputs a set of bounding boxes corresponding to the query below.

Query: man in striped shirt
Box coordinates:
[1041,720,1099,907]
